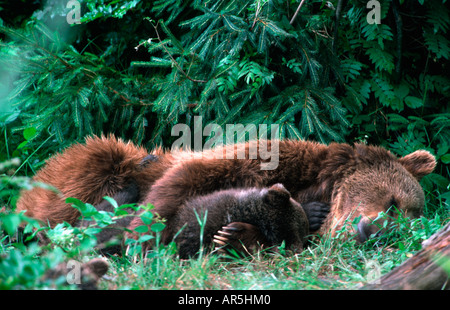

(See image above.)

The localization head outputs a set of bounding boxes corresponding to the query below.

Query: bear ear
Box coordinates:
[264,183,291,205]
[398,150,436,180]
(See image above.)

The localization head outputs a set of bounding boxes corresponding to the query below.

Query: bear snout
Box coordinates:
[356,217,383,243]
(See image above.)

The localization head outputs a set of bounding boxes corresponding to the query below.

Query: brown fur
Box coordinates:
[16,136,436,249]
[128,140,436,244]
[173,184,309,258]
[15,135,169,227]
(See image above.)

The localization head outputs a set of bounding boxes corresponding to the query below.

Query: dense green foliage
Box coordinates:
[0,0,449,289]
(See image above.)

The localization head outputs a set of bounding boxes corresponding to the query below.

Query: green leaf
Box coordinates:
[102,196,119,209]
[441,154,450,164]
[66,198,98,217]
[134,225,149,233]
[140,211,154,225]
[404,96,423,109]
[84,227,102,236]
[93,211,114,226]
[424,32,450,60]
[366,47,394,73]
[424,173,450,188]
[137,235,154,243]
[23,127,37,141]
[0,213,22,235]
[151,222,166,233]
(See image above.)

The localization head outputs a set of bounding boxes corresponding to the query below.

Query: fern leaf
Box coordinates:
[426,3,449,34]
[341,59,364,82]
[366,47,394,73]
[424,32,450,60]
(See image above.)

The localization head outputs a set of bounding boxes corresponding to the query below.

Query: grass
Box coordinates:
[94,210,445,290]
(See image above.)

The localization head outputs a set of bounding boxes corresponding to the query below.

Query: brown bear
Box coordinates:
[127,139,436,246]
[173,184,329,258]
[16,136,436,252]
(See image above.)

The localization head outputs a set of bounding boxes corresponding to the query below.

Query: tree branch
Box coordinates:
[289,0,307,25]
[332,0,346,55]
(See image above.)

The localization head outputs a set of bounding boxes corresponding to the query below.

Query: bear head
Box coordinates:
[321,144,436,242]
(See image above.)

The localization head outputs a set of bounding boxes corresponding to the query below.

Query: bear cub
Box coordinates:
[173,184,329,258]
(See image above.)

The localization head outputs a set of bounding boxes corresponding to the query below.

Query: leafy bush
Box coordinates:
[0,182,166,289]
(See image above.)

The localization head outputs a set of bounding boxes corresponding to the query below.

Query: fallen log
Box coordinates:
[362,221,450,290]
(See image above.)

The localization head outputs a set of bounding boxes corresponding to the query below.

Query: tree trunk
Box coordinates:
[362,222,450,290]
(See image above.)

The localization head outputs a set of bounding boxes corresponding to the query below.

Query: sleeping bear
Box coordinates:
[173,184,328,258]
[15,135,436,253]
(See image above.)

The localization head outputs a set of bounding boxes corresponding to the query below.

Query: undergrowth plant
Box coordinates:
[4,0,447,149]
[0,185,167,289]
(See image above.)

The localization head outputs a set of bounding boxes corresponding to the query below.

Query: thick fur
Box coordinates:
[129,140,436,244]
[174,184,311,258]
[15,135,169,227]
[16,136,436,250]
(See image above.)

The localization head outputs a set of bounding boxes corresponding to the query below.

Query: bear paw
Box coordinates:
[213,222,267,255]
[302,201,330,232]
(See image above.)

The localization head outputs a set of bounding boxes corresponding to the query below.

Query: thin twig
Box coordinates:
[391,0,403,82]
[332,0,345,55]
[289,0,306,25]
[251,0,262,30]
[151,21,207,84]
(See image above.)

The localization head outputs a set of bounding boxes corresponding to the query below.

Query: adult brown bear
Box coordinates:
[16,135,436,250]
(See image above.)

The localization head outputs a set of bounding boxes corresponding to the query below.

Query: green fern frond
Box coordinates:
[424,32,450,60]
[366,47,394,73]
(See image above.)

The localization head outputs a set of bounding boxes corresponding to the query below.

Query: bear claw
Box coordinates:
[216,229,232,237]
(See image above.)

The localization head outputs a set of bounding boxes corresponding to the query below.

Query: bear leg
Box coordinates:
[212,201,330,255]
